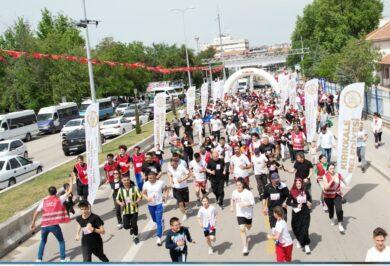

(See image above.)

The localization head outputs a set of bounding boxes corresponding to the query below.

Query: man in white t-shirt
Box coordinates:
[366,227,390,262]
[193,114,204,145]
[226,120,237,142]
[168,158,191,221]
[230,146,252,186]
[210,116,223,142]
[142,171,168,246]
[252,148,269,200]
[215,137,233,186]
[189,153,208,205]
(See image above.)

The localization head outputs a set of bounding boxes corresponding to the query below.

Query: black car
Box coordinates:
[62,128,104,156]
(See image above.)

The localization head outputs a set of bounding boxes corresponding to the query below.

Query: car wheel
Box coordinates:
[51,127,56,134]
[36,166,43,174]
[105,114,110,120]
[23,151,28,158]
[8,178,16,187]
[25,133,32,142]
[64,151,70,156]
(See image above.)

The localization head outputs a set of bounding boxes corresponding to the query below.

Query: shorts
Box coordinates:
[203,228,216,237]
[194,180,207,189]
[173,187,189,203]
[76,181,88,197]
[237,216,252,225]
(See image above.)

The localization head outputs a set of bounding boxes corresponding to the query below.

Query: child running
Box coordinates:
[197,196,218,255]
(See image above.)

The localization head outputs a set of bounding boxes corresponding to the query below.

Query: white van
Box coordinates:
[0,110,39,142]
[37,102,79,134]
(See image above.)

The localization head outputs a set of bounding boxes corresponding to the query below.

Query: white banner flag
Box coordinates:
[337,83,365,184]
[200,83,209,118]
[288,78,298,109]
[304,79,319,142]
[211,81,219,102]
[186,86,196,118]
[154,93,166,149]
[218,81,225,100]
[278,73,289,111]
[85,102,100,205]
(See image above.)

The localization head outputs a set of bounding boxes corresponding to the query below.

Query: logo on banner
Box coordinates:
[87,110,99,127]
[156,96,165,108]
[343,91,362,109]
[306,84,317,95]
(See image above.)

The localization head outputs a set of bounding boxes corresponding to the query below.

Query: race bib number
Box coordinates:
[184,141,188,146]
[216,164,221,170]
[270,193,280,201]
[119,162,125,166]
[136,163,142,168]
[297,195,307,204]
[125,197,132,204]
[156,151,161,155]
[82,227,92,235]
[83,170,87,175]
[114,183,120,189]
[186,122,190,126]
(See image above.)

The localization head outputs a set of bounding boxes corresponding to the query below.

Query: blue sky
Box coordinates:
[0,0,389,48]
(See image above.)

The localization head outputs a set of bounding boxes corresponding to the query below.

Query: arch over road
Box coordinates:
[223,67,279,96]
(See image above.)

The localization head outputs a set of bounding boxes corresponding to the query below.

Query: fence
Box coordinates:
[323,81,390,121]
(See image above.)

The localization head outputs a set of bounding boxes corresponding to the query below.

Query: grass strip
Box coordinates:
[0,111,176,223]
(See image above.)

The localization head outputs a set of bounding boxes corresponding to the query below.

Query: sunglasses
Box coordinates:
[114,172,120,175]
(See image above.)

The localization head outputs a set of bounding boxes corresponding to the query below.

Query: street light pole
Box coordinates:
[217,8,227,82]
[81,0,97,102]
[171,7,195,88]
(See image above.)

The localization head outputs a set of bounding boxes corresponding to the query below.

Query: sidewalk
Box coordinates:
[329,116,390,181]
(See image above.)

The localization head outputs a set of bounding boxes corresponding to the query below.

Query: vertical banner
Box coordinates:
[212,81,219,102]
[154,93,167,148]
[278,73,289,111]
[337,83,365,184]
[201,82,209,118]
[304,79,319,142]
[218,81,225,100]
[288,78,298,109]
[186,86,196,118]
[85,102,100,205]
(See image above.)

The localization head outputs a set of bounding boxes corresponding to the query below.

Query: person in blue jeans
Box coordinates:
[31,183,73,262]
[142,170,169,246]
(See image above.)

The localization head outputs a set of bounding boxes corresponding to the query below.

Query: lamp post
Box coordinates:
[134,88,141,134]
[170,6,195,88]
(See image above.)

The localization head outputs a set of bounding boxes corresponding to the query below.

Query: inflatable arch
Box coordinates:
[223,67,279,96]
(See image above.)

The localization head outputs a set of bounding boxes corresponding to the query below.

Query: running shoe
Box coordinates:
[156,237,162,246]
[208,247,214,255]
[330,219,335,226]
[338,224,345,234]
[133,236,140,245]
[117,224,123,229]
[296,241,302,249]
[243,246,249,256]
[322,203,328,212]
[182,214,188,222]
[304,245,311,254]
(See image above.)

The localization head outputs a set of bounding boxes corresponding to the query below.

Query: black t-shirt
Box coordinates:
[207,158,225,182]
[263,182,290,209]
[181,119,193,132]
[267,160,281,175]
[76,213,104,247]
[259,143,275,156]
[293,159,313,179]
[141,161,161,175]
[155,150,164,160]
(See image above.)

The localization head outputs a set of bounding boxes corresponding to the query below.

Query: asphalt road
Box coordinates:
[3,131,390,262]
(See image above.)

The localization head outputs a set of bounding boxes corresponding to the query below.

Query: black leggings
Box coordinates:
[123,213,139,236]
[255,174,268,199]
[211,180,225,204]
[374,132,382,144]
[324,195,343,222]
[170,251,187,262]
[82,243,109,262]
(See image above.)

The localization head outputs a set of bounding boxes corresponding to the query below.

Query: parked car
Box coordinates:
[60,118,85,138]
[0,110,39,142]
[0,139,28,158]
[100,118,133,138]
[62,128,105,156]
[0,155,42,189]
[122,110,149,127]
[115,103,131,116]
[37,102,79,134]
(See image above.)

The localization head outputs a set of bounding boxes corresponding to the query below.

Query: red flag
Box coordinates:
[50,54,62,60]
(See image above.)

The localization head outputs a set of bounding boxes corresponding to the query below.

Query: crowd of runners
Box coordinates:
[30,78,389,263]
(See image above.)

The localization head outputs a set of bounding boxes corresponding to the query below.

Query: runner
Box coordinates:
[291,125,306,161]
[115,145,131,177]
[356,121,368,173]
[142,170,168,246]
[75,200,109,262]
[206,151,226,208]
[197,196,218,255]
[168,157,192,221]
[116,175,143,244]
[315,154,328,212]
[131,146,145,190]
[322,163,347,234]
[230,146,252,186]
[287,178,312,254]
[154,144,165,166]
[267,206,293,262]
[141,152,162,181]
[31,184,72,262]
[165,217,195,262]
[286,152,313,192]
[317,125,335,164]
[365,227,390,262]
[72,155,88,201]
[230,178,255,256]
[215,137,232,186]
[193,114,204,145]
[182,132,195,164]
[263,172,289,230]
[181,114,194,140]
[210,114,223,142]
[189,152,208,206]
[252,148,268,200]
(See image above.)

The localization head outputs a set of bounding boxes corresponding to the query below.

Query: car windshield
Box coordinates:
[118,103,129,108]
[103,120,119,125]
[37,113,53,121]
[123,111,136,117]
[67,129,85,138]
[65,120,81,127]
[0,161,4,170]
[0,143,9,152]
[80,103,90,112]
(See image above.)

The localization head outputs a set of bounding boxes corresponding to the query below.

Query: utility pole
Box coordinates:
[217,7,227,81]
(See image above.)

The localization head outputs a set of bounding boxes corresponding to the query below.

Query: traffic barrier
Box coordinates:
[0,134,154,259]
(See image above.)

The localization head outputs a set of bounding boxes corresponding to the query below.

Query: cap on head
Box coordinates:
[270,172,280,181]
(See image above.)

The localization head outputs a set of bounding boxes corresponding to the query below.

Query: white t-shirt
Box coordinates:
[365,246,390,262]
[197,205,217,228]
[189,159,207,182]
[215,144,233,163]
[252,154,268,175]
[37,195,67,212]
[226,123,237,136]
[143,180,165,206]
[231,154,251,178]
[211,118,222,132]
[193,118,203,131]
[275,219,293,247]
[231,189,255,219]
[168,164,189,189]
